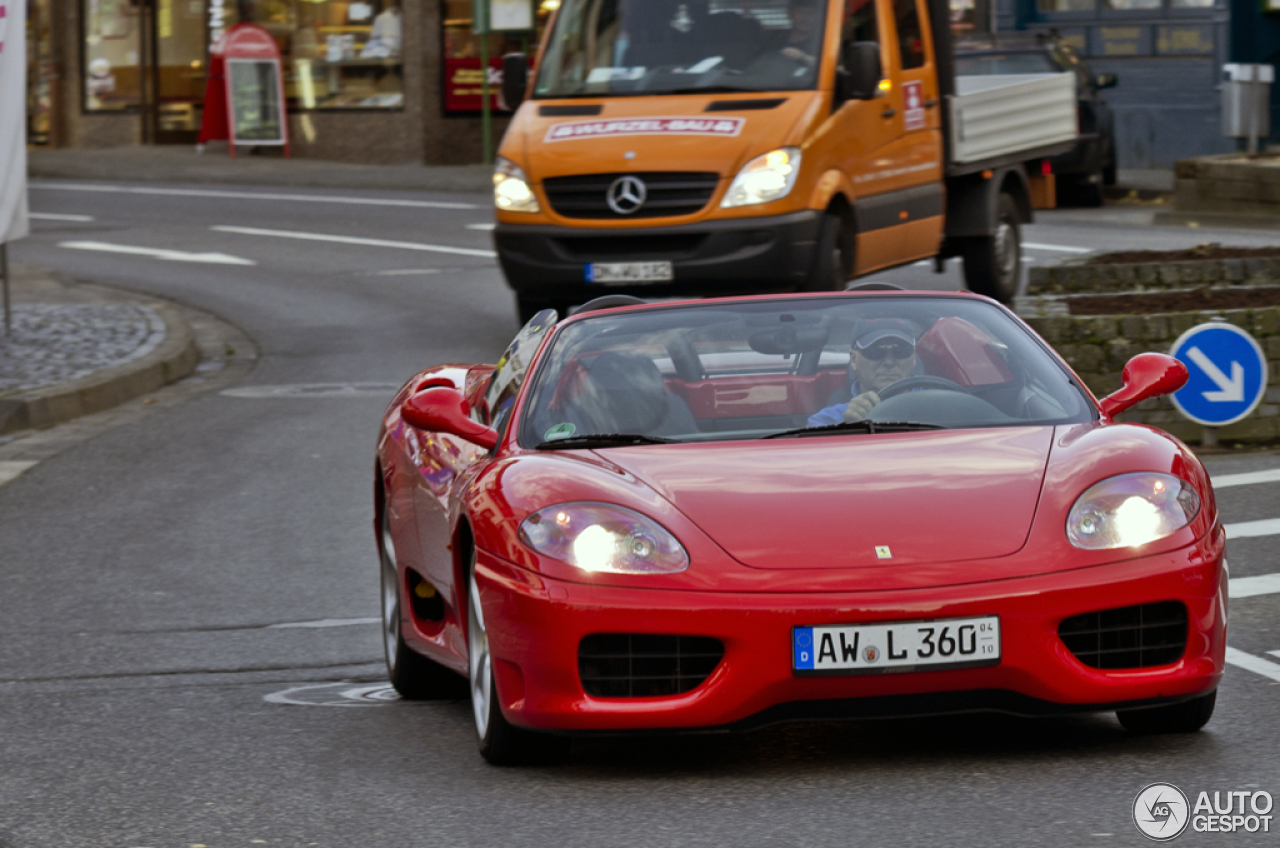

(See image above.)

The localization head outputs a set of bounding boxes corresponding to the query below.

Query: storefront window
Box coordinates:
[443,0,551,114]
[83,0,143,111]
[1103,0,1160,9]
[241,0,405,109]
[27,0,56,143]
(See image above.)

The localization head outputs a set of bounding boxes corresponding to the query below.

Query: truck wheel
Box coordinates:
[804,212,849,292]
[962,194,1021,304]
[1117,690,1216,734]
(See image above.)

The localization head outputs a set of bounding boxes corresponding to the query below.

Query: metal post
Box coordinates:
[1202,426,1219,448]
[1,243,10,338]
[478,0,493,165]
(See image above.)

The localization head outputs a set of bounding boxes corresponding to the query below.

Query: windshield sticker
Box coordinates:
[545,117,746,143]
[544,423,576,441]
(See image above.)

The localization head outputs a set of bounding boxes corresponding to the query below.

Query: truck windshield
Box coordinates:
[533,0,829,98]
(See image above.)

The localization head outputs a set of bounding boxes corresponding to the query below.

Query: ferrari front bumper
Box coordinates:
[475,536,1227,733]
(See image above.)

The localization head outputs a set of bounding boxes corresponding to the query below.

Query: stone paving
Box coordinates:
[0,303,165,396]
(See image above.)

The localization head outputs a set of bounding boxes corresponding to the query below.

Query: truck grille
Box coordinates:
[543,172,720,220]
[578,634,724,698]
[1058,602,1188,669]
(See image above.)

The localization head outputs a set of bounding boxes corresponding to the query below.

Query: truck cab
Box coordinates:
[493,0,1076,321]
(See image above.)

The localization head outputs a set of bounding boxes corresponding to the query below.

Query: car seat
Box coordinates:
[568,351,698,437]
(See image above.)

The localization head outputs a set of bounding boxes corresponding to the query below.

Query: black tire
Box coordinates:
[1075,172,1104,208]
[466,550,569,766]
[379,504,466,700]
[1103,160,1117,187]
[803,212,850,292]
[961,193,1021,304]
[1117,690,1216,734]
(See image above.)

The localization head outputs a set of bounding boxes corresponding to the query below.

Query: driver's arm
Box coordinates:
[842,390,880,422]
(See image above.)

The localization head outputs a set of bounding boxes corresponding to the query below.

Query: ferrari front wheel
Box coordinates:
[379,507,464,699]
[1117,690,1216,734]
[467,553,568,765]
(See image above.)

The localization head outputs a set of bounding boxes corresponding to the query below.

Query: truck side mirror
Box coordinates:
[502,53,529,111]
[835,41,883,106]
[1095,72,1117,90]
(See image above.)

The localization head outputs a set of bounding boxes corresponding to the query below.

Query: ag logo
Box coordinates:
[607,175,648,215]
[1134,783,1190,841]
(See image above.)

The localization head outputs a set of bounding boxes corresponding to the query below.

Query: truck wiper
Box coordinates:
[763,420,944,439]
[660,85,763,95]
[536,433,679,450]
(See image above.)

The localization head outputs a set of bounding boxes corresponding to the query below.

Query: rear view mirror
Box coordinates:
[1099,353,1188,418]
[401,387,499,450]
[502,53,529,111]
[835,41,883,105]
[1095,72,1118,89]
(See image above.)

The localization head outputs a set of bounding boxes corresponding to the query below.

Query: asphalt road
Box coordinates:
[4,182,1280,847]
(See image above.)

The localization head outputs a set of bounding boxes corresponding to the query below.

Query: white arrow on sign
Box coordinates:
[59,240,256,266]
[1186,346,1245,402]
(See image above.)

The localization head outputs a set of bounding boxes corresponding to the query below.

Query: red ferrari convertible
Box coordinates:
[373,291,1225,764]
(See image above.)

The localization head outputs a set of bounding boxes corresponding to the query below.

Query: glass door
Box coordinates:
[147,0,210,143]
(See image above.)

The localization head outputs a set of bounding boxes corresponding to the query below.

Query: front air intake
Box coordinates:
[578,634,724,698]
[1058,602,1188,669]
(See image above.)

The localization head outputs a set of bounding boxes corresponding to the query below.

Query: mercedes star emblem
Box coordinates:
[606,175,648,215]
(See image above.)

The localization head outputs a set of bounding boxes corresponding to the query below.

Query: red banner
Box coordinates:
[444,57,506,113]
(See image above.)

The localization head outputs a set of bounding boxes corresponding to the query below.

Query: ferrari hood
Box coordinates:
[600,427,1055,570]
[515,93,820,181]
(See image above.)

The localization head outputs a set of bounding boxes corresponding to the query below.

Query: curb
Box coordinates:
[0,301,200,435]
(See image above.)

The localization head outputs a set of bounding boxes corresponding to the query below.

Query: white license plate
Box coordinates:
[585,261,674,284]
[793,616,1000,675]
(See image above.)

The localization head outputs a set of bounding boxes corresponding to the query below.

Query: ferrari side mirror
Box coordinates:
[1099,353,1188,418]
[401,386,499,451]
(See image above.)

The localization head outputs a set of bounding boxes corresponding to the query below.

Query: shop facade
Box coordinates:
[994,0,1233,167]
[27,0,554,163]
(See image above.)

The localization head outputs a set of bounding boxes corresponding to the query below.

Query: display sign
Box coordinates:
[218,25,290,155]
[0,0,30,244]
[1092,25,1150,57]
[1156,24,1214,55]
[490,0,535,31]
[444,57,505,112]
[1170,322,1268,427]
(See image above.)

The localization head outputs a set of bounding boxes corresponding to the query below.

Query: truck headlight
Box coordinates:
[721,147,802,208]
[1066,473,1201,550]
[494,157,540,213]
[519,502,689,574]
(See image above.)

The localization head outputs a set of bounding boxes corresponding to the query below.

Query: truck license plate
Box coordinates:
[793,615,1000,676]
[586,261,674,284]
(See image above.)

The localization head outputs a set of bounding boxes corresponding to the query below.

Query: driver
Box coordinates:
[808,319,918,426]
[779,0,823,67]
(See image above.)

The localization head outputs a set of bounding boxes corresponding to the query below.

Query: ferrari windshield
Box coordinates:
[533,0,829,98]
[519,296,1093,447]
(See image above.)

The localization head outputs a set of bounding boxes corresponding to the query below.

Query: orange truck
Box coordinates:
[493,0,1078,322]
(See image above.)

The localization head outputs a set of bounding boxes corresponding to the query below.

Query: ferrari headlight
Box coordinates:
[1066,473,1201,550]
[721,147,802,208]
[494,157,540,213]
[519,502,689,574]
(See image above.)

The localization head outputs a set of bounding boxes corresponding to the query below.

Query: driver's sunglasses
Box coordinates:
[856,341,915,361]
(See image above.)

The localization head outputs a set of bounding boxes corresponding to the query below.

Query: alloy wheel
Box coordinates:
[379,512,400,670]
[467,564,492,740]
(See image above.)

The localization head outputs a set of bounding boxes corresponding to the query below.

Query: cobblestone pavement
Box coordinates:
[0,303,165,396]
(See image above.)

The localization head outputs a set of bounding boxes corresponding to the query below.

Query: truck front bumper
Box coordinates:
[494,210,822,301]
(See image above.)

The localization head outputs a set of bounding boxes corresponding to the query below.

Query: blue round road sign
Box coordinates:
[1169,322,1268,427]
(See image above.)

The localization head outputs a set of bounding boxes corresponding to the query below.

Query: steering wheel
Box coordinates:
[876,375,971,400]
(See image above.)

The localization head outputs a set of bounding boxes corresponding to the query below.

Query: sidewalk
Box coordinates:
[29,146,493,193]
[0,264,200,434]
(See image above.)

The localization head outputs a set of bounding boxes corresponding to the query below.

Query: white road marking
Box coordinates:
[1224,518,1280,540]
[1225,647,1280,683]
[1229,573,1280,599]
[32,182,479,210]
[1269,650,1280,659]
[375,268,441,276]
[267,617,379,629]
[466,223,496,231]
[60,240,256,266]
[30,212,95,222]
[264,682,399,707]
[1213,467,1280,488]
[0,461,39,487]
[212,225,497,259]
[1022,242,1092,254]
